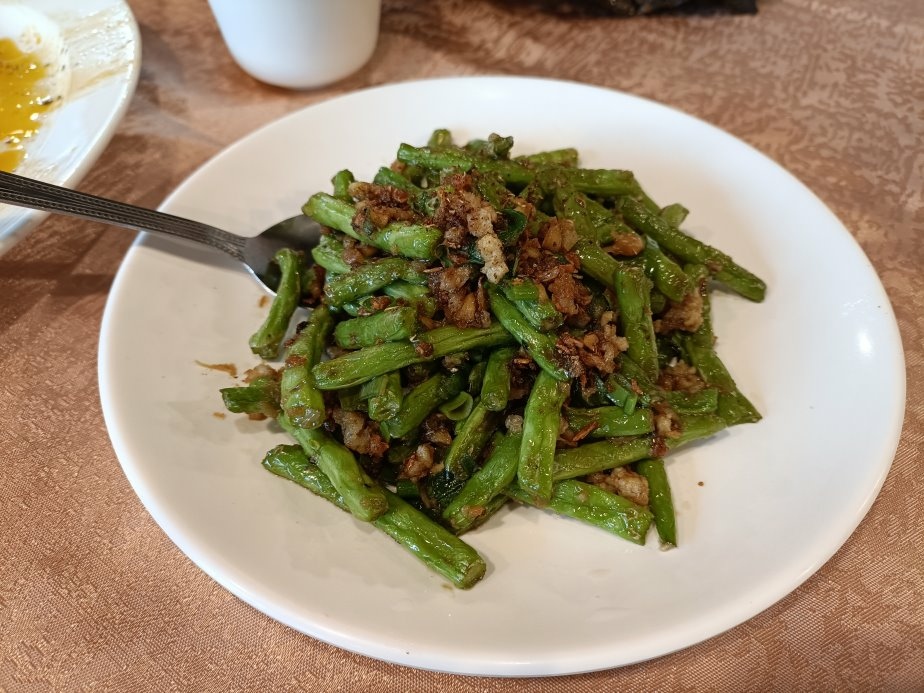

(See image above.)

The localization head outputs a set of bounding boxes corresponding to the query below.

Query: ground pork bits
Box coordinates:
[539,217,579,253]
[427,265,491,328]
[422,413,453,447]
[331,408,388,458]
[654,286,704,334]
[586,467,650,506]
[517,238,591,323]
[659,361,706,393]
[242,363,278,384]
[652,401,683,439]
[348,181,418,231]
[556,310,629,379]
[603,231,645,257]
[301,265,325,307]
[433,174,508,284]
[340,236,379,267]
[400,443,436,482]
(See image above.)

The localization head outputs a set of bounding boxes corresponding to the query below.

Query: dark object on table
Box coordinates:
[534,0,757,15]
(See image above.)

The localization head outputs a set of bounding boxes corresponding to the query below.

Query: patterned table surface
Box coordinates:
[1,0,921,690]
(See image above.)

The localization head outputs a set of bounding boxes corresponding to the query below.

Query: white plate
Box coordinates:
[98,77,905,676]
[0,0,140,253]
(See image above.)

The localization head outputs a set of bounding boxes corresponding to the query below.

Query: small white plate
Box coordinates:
[0,0,140,253]
[98,77,905,676]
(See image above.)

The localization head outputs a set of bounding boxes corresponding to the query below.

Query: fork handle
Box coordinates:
[0,170,245,260]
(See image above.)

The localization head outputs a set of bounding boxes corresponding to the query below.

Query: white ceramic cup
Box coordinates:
[207,0,381,90]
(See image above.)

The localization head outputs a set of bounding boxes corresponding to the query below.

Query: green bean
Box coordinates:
[600,375,639,414]
[560,168,641,198]
[480,346,516,411]
[625,349,728,418]
[248,248,301,359]
[659,203,689,227]
[324,258,426,307]
[466,361,487,396]
[472,169,514,209]
[507,480,653,545]
[376,490,487,587]
[439,392,474,421]
[442,401,498,481]
[615,263,660,383]
[553,436,654,481]
[262,444,485,588]
[641,236,692,302]
[312,323,513,390]
[302,193,355,235]
[333,307,419,349]
[677,264,761,425]
[565,406,653,438]
[663,388,719,415]
[303,193,442,260]
[372,166,420,192]
[370,223,443,260]
[311,234,351,275]
[280,305,333,428]
[500,278,541,302]
[339,296,388,318]
[508,296,563,332]
[416,322,514,357]
[581,193,640,243]
[574,240,620,291]
[553,189,596,241]
[614,356,657,404]
[393,478,420,500]
[667,413,727,448]
[382,281,437,317]
[231,131,770,587]
[465,133,514,159]
[397,143,476,171]
[458,495,509,533]
[338,385,365,412]
[619,197,766,302]
[443,433,521,533]
[680,338,761,425]
[381,370,467,439]
[278,414,387,522]
[220,375,280,418]
[362,371,403,422]
[500,279,563,331]
[486,284,570,381]
[515,148,579,167]
[518,371,570,503]
[427,128,454,149]
[396,144,535,186]
[649,289,668,315]
[370,168,437,216]
[635,458,676,547]
[331,169,355,202]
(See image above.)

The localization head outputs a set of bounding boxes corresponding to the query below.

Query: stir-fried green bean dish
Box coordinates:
[220,130,765,589]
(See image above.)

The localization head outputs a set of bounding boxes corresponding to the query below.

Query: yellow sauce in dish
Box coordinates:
[0,38,59,172]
